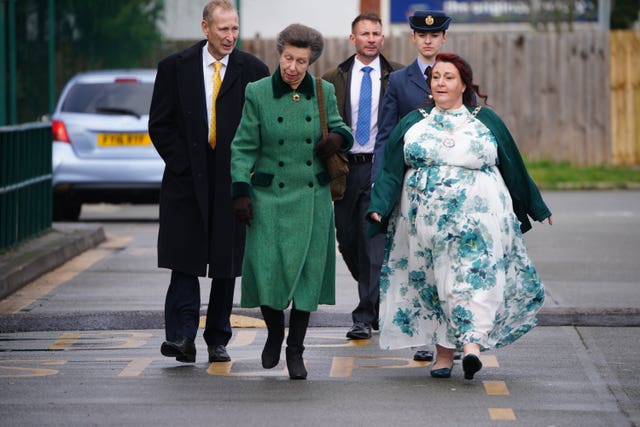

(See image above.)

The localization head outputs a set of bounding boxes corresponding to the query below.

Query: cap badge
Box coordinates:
[425,15,434,26]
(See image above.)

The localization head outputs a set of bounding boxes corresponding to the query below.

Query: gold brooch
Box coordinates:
[426,16,434,25]
[292,93,300,102]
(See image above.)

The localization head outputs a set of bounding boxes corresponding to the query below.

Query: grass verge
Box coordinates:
[525,160,640,190]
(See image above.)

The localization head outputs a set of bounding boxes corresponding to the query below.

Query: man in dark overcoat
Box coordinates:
[322,13,403,341]
[148,0,269,363]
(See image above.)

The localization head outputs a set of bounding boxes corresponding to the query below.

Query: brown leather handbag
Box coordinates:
[315,77,348,201]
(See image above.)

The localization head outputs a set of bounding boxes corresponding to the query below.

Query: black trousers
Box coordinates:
[334,159,385,326]
[164,270,235,346]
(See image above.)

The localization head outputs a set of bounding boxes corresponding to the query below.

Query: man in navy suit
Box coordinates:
[149,0,269,364]
[371,10,451,181]
[323,13,403,341]
[371,10,451,362]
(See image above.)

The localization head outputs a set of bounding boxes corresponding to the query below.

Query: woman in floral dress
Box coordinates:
[368,53,552,380]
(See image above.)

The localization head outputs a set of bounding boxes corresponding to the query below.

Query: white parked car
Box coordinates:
[51,69,163,220]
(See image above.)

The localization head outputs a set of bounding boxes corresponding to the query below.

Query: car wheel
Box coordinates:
[53,196,82,221]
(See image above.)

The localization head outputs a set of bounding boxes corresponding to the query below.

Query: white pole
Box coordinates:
[599,0,611,31]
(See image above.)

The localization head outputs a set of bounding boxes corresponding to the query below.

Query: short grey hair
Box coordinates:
[276,23,324,65]
[203,0,236,22]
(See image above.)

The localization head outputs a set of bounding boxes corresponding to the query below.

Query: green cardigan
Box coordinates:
[367,105,551,236]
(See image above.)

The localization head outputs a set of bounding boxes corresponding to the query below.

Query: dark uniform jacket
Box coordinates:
[149,40,269,278]
[322,54,403,128]
[372,59,431,178]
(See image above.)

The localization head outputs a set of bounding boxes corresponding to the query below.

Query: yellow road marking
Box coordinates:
[199,314,266,329]
[483,380,510,395]
[311,339,372,348]
[228,330,257,347]
[488,408,516,421]
[0,359,66,378]
[480,354,499,368]
[330,356,429,377]
[231,314,265,328]
[96,357,157,377]
[127,247,155,256]
[0,236,131,314]
[207,360,234,375]
[330,357,355,377]
[50,331,151,350]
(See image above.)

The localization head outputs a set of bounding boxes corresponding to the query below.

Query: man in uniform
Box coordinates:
[372,10,451,180]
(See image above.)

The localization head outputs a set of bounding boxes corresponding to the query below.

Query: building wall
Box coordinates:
[160,0,361,40]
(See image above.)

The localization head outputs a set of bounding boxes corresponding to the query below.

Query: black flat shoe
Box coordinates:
[430,361,454,378]
[161,337,196,363]
[413,350,434,361]
[462,354,482,380]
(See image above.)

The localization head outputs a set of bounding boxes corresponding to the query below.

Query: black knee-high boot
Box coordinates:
[260,306,285,369]
[286,308,310,380]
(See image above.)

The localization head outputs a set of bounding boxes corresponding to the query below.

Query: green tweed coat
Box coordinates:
[231,69,353,311]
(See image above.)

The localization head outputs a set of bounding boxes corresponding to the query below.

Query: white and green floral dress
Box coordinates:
[378,106,545,351]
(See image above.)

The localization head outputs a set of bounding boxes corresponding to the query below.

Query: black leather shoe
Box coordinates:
[372,320,379,331]
[208,344,231,363]
[160,337,196,363]
[346,322,372,340]
[462,354,483,380]
[413,350,434,361]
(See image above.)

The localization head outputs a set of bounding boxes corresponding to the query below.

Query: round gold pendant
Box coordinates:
[292,93,300,102]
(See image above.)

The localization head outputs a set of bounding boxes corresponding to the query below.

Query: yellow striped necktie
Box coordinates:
[209,61,223,149]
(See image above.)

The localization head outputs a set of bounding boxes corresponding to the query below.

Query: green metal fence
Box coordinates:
[0,122,52,251]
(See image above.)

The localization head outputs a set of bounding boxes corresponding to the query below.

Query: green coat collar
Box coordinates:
[271,67,315,99]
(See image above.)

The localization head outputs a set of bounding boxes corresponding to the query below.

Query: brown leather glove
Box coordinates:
[233,196,253,226]
[314,132,344,160]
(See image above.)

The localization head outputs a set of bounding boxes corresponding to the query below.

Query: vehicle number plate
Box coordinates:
[98,133,151,146]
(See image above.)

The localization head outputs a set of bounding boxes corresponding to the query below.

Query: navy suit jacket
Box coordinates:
[372,59,431,179]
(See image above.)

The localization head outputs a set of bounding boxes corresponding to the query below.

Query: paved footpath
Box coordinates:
[0,191,639,426]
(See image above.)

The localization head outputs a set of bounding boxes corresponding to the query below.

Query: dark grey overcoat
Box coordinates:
[149,40,269,278]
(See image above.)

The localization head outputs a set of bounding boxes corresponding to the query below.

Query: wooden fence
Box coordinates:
[610,31,640,166]
[243,30,640,166]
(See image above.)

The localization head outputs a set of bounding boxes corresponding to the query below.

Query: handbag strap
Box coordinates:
[315,77,329,138]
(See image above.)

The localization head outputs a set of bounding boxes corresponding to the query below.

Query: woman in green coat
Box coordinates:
[230,24,353,379]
